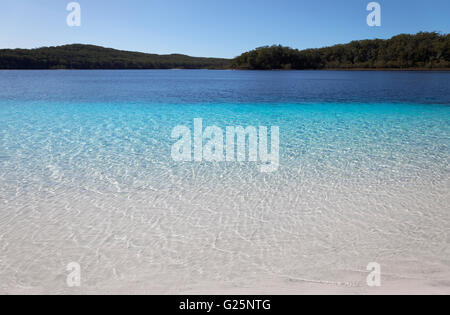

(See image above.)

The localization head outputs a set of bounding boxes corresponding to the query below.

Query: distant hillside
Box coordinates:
[0,44,230,69]
[231,32,450,70]
[1,33,449,70]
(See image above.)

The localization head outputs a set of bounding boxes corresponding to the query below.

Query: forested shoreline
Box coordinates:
[232,32,450,70]
[0,44,229,70]
[0,33,448,70]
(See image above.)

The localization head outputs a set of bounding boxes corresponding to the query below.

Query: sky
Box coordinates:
[1,0,449,58]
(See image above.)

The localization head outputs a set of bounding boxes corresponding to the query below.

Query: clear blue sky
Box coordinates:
[1,0,449,58]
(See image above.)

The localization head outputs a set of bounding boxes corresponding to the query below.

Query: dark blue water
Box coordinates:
[0,70,449,104]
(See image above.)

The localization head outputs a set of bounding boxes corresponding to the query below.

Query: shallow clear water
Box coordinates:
[0,70,449,294]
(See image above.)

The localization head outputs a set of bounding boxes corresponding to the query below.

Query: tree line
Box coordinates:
[231,32,450,70]
[0,44,229,70]
[0,33,448,70]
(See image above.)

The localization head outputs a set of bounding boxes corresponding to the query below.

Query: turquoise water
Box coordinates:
[0,70,449,293]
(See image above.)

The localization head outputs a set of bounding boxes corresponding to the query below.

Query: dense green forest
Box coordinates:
[231,32,450,70]
[0,44,230,69]
[0,33,448,70]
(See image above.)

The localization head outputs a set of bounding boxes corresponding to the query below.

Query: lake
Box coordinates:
[0,70,449,294]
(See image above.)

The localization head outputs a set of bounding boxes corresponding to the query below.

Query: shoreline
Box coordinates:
[4,272,450,295]
[0,68,449,71]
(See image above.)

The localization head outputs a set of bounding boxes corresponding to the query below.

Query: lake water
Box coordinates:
[0,70,449,294]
